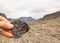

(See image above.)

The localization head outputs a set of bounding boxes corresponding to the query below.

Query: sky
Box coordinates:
[0,0,60,19]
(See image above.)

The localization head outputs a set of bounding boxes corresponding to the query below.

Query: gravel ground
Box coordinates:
[0,12,60,43]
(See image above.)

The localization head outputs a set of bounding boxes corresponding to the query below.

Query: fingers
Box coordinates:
[0,28,13,38]
[0,16,13,38]
[0,21,13,29]
[4,29,12,33]
[0,16,10,23]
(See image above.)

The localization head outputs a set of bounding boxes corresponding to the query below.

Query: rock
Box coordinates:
[0,13,30,38]
[11,19,30,38]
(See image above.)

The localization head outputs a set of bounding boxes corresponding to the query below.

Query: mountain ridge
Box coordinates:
[38,11,60,21]
[19,17,36,22]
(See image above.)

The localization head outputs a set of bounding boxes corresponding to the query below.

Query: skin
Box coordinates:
[0,16,13,38]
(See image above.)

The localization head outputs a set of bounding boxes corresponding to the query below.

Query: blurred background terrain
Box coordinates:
[0,0,60,43]
[0,11,60,43]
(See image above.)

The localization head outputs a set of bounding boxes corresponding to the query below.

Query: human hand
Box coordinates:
[0,16,13,38]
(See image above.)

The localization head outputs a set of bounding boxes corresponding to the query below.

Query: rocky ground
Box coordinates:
[0,11,60,43]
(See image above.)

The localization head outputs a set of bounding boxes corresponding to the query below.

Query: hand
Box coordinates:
[0,16,13,38]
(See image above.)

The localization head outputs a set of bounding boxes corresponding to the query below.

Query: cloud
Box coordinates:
[0,0,60,19]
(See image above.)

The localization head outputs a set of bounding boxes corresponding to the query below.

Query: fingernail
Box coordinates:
[9,24,13,28]
[8,34,13,38]
[7,34,13,38]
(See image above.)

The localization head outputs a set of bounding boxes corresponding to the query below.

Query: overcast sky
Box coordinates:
[0,0,60,19]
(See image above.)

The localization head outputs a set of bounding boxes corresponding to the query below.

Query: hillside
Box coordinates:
[0,11,60,43]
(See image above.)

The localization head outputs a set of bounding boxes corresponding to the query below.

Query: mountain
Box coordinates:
[8,17,36,23]
[0,13,7,18]
[38,11,60,21]
[8,18,15,22]
[19,17,36,22]
[0,11,60,43]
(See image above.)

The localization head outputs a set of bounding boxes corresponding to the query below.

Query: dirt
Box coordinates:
[0,11,60,43]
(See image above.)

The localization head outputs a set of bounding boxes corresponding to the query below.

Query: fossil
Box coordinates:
[0,13,30,38]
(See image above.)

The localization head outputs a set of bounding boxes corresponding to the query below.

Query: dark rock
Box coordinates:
[11,19,30,38]
[0,13,30,38]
